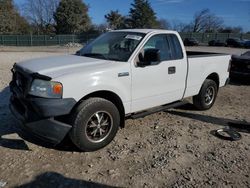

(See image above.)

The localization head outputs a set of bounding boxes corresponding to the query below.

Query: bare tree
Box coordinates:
[158,18,170,29]
[24,0,59,34]
[192,9,223,32]
[171,20,190,32]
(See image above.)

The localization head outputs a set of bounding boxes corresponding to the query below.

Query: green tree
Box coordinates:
[16,15,31,34]
[105,10,125,30]
[128,0,159,29]
[54,0,91,34]
[0,0,30,34]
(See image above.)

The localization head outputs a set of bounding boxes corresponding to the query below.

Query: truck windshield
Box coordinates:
[79,32,146,62]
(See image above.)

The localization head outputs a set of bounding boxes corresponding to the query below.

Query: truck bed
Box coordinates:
[187,51,227,58]
[184,51,231,99]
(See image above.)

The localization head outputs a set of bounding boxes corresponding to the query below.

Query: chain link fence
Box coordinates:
[0,33,250,46]
[0,34,98,46]
[179,33,250,44]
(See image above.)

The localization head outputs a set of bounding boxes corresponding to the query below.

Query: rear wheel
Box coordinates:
[69,98,120,151]
[193,79,218,110]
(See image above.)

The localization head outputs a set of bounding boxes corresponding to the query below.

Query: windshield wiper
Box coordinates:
[82,53,108,60]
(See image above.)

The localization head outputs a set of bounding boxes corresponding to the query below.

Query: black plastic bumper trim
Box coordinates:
[10,103,72,144]
[25,119,72,144]
[29,97,77,118]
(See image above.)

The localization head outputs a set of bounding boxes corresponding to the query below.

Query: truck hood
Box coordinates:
[16,55,110,78]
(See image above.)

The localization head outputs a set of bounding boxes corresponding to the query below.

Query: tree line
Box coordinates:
[0,0,247,35]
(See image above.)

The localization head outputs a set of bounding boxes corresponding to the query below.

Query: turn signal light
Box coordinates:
[53,83,63,94]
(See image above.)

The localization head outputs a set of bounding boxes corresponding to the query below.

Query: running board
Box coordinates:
[130,100,188,119]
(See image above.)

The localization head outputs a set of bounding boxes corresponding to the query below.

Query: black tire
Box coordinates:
[193,79,218,110]
[69,98,120,152]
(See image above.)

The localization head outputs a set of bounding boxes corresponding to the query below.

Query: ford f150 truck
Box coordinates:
[10,29,231,151]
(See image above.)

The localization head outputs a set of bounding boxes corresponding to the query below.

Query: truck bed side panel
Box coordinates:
[184,55,231,98]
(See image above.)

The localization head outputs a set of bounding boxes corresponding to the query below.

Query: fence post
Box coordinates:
[72,35,75,43]
[30,34,33,46]
[58,35,60,45]
[201,33,205,43]
[16,35,18,46]
[2,35,4,45]
[44,35,47,46]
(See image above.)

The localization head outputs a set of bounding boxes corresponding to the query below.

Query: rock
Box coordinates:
[98,172,104,176]
[207,180,213,185]
[183,174,192,181]
[64,43,82,48]
[107,169,116,176]
[195,153,200,158]
[88,164,93,168]
[162,134,167,139]
[0,181,7,188]
[154,125,159,129]
[151,163,157,168]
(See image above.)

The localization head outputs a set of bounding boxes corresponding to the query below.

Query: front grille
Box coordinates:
[12,70,30,95]
[11,96,26,116]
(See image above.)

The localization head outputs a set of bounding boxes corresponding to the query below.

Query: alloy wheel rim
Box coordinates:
[205,86,215,105]
[85,111,113,143]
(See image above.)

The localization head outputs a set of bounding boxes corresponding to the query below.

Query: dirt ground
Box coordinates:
[0,46,249,188]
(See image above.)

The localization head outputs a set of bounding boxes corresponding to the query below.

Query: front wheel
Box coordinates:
[69,98,120,151]
[193,79,218,110]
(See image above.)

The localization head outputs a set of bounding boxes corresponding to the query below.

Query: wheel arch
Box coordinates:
[206,73,220,89]
[72,90,125,128]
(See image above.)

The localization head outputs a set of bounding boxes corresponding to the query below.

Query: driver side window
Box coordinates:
[143,34,171,61]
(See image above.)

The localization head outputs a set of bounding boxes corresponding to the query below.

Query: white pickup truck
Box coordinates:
[10,29,231,151]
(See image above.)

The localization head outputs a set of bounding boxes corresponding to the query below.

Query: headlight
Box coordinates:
[29,79,63,98]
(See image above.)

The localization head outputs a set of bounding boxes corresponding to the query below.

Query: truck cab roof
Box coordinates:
[112,29,177,34]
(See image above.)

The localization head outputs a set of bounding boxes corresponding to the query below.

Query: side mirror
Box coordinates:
[137,49,161,67]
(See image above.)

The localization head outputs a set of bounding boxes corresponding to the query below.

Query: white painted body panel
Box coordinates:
[58,61,131,114]
[184,55,231,98]
[16,29,230,115]
[18,55,132,113]
[130,30,188,112]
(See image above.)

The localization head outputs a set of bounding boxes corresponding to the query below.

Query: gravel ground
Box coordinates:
[0,47,249,188]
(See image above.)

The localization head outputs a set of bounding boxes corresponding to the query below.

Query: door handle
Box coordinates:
[168,66,176,74]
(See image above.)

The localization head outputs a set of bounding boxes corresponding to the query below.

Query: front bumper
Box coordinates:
[9,81,77,144]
